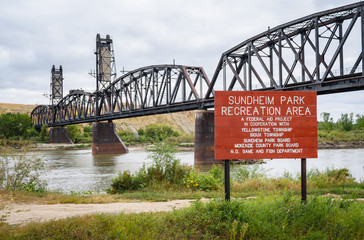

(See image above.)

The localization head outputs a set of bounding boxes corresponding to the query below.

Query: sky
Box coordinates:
[0,0,363,120]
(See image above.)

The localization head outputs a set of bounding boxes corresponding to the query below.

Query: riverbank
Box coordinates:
[31,140,364,151]
[318,140,364,149]
[30,143,195,152]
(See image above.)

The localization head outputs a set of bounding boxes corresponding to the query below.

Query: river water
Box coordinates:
[34,148,364,193]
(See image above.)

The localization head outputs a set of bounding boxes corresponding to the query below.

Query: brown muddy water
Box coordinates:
[20,148,364,193]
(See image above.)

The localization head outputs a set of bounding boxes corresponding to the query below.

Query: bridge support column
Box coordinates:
[50,127,73,144]
[92,121,129,155]
[194,110,219,165]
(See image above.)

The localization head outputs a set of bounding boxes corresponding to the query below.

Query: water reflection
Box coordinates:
[92,154,118,168]
[32,148,364,193]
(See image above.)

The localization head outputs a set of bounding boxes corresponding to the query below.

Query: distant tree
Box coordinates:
[145,124,180,142]
[338,113,354,131]
[26,126,40,139]
[0,113,32,139]
[319,112,335,131]
[83,126,93,136]
[39,124,49,142]
[66,125,81,142]
[355,114,364,129]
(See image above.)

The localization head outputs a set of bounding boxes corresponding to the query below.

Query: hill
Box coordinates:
[114,111,195,134]
[0,103,37,115]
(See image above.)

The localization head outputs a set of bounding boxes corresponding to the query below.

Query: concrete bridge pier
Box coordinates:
[194,110,219,165]
[92,121,129,155]
[50,127,73,144]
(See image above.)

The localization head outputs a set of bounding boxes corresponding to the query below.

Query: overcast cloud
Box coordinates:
[0,0,363,120]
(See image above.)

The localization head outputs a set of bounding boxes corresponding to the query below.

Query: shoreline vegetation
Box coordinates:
[28,140,364,151]
[1,111,364,150]
[0,139,363,153]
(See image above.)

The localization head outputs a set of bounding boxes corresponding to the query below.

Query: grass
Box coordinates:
[318,129,364,142]
[1,167,362,205]
[0,196,363,239]
[0,164,363,239]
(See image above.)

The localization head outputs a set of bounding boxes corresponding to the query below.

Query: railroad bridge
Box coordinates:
[31,2,364,162]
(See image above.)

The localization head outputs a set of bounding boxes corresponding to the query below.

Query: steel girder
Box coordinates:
[205,2,364,98]
[52,91,96,124]
[31,92,96,128]
[31,105,53,127]
[97,65,210,115]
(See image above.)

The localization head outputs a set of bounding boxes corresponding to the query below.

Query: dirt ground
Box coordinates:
[1,199,203,225]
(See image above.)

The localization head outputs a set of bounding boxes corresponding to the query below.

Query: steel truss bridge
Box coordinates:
[32,2,364,128]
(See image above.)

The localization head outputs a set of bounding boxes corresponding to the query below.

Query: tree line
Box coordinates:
[1,112,364,142]
[319,113,364,131]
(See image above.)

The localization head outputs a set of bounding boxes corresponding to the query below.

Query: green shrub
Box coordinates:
[144,124,180,142]
[117,130,137,143]
[167,133,194,144]
[308,167,355,187]
[356,114,364,129]
[76,135,92,143]
[183,165,223,191]
[26,126,40,139]
[196,173,220,191]
[83,125,93,135]
[0,113,32,139]
[109,141,190,193]
[66,125,81,143]
[338,113,354,131]
[178,167,220,191]
[0,146,47,192]
[109,170,145,193]
[137,128,145,136]
[209,164,224,182]
[317,130,328,140]
[145,141,189,185]
[81,125,93,141]
[232,164,268,183]
[39,124,49,143]
[109,141,223,193]
[327,130,346,141]
[319,112,336,131]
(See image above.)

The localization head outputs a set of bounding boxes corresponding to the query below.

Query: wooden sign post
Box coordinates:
[215,91,317,202]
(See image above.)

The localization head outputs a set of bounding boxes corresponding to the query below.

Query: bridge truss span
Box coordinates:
[206,2,364,97]
[31,105,53,127]
[32,65,212,127]
[98,65,212,115]
[53,91,96,123]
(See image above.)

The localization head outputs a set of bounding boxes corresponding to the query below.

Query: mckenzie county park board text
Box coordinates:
[214,91,317,160]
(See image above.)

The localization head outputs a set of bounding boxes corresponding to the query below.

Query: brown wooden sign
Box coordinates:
[215,91,317,159]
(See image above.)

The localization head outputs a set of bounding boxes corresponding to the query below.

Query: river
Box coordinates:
[32,148,364,193]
